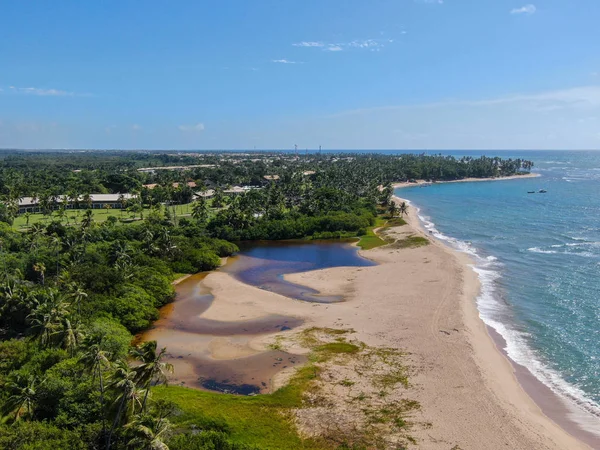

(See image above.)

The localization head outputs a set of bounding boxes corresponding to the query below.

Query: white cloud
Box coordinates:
[272,59,301,64]
[293,38,395,53]
[8,86,78,96]
[329,85,600,118]
[292,41,324,48]
[178,123,205,132]
[511,4,536,15]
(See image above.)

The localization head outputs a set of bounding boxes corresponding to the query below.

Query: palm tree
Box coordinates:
[107,360,145,450]
[81,209,94,229]
[23,212,31,230]
[51,235,62,282]
[118,194,127,218]
[69,284,88,318]
[125,414,171,450]
[2,375,41,421]
[82,193,93,210]
[387,202,399,218]
[80,335,111,435]
[33,262,46,286]
[129,341,173,412]
[191,198,208,224]
[52,316,84,356]
[399,201,408,217]
[27,290,70,347]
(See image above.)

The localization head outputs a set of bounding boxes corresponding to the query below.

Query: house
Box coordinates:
[193,189,215,199]
[17,194,138,214]
[142,182,197,190]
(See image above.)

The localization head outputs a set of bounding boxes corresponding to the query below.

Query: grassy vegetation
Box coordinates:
[152,328,365,449]
[12,201,218,230]
[356,216,408,250]
[151,327,420,450]
[390,235,429,249]
[315,342,360,355]
[153,375,324,450]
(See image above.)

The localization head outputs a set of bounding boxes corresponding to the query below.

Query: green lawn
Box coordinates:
[12,202,217,231]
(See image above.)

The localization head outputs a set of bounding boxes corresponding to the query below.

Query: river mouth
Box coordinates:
[140,241,374,395]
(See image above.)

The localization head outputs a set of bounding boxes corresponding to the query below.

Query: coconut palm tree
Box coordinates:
[81,209,94,229]
[80,335,112,435]
[107,360,146,450]
[33,262,46,286]
[27,290,70,347]
[82,193,93,210]
[129,341,173,412]
[125,414,171,450]
[191,198,208,224]
[388,203,399,218]
[52,316,84,356]
[2,375,41,421]
[50,235,62,282]
[69,284,88,318]
[399,201,408,217]
[23,212,31,230]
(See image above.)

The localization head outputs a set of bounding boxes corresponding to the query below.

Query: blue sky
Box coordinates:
[1,0,599,150]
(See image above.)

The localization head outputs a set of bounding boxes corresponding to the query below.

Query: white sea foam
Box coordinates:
[528,247,558,254]
[529,245,598,258]
[413,208,600,435]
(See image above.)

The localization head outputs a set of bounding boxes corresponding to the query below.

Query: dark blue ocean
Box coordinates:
[396,150,600,426]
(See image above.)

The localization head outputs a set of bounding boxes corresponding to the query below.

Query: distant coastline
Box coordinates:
[393,172,540,189]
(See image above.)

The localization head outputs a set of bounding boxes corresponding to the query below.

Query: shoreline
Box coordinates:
[392,189,599,449]
[392,172,540,189]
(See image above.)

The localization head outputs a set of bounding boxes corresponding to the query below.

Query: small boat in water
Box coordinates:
[527,191,535,194]
[538,189,547,193]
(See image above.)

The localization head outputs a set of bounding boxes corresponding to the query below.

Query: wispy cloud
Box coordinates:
[510,4,536,15]
[7,86,81,96]
[329,86,600,117]
[131,124,142,131]
[293,42,324,48]
[292,38,394,53]
[178,123,205,132]
[415,0,443,3]
[272,59,301,64]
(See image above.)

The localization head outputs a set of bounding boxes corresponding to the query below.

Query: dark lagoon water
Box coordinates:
[397,150,600,434]
[225,240,376,303]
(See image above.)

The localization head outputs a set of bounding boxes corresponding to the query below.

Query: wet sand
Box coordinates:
[139,272,307,394]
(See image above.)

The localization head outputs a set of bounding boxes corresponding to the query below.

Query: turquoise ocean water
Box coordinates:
[396,151,600,428]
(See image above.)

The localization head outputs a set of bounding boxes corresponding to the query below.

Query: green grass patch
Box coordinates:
[152,328,361,449]
[390,235,429,249]
[356,216,408,250]
[315,342,360,355]
[12,200,220,231]
[153,363,326,450]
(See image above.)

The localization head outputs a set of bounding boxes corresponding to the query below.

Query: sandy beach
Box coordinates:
[143,172,593,448]
[278,200,589,449]
[392,172,540,189]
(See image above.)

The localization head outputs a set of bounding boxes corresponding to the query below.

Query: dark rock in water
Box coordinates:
[201,379,261,396]
[280,326,291,331]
